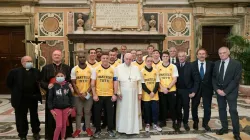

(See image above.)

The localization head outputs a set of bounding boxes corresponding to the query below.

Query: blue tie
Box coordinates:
[200,63,204,79]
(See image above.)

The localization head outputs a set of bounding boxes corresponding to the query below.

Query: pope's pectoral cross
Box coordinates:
[23,34,45,69]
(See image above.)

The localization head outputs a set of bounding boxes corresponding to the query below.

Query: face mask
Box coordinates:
[25,62,33,69]
[56,77,65,83]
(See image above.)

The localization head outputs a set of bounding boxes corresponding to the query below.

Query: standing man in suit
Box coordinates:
[169,47,179,64]
[191,48,214,131]
[7,56,41,140]
[176,51,200,131]
[117,45,127,63]
[212,47,242,140]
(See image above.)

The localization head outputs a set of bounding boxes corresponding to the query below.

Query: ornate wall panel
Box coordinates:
[38,12,64,37]
[167,13,191,36]
[168,40,190,55]
[40,40,64,67]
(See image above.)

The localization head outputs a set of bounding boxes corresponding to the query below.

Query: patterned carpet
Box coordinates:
[0,94,250,140]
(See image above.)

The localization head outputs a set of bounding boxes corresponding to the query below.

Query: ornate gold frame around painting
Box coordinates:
[92,0,142,30]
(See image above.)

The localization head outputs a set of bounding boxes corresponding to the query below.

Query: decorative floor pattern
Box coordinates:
[0,94,250,140]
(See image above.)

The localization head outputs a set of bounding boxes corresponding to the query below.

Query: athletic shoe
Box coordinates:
[145,124,150,132]
[86,128,93,136]
[153,124,162,132]
[72,129,81,138]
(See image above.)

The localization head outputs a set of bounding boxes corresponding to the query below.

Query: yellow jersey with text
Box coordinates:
[152,60,162,69]
[92,65,116,96]
[132,61,145,71]
[158,63,177,92]
[74,65,92,95]
[87,61,100,68]
[141,68,159,101]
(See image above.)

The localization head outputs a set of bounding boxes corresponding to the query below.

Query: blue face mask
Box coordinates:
[56,77,65,83]
[25,62,33,69]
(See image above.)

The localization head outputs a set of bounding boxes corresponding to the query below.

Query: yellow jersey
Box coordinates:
[110,60,120,68]
[141,67,159,101]
[87,61,100,68]
[152,60,162,69]
[132,61,145,71]
[158,63,178,92]
[91,65,117,96]
[71,65,92,96]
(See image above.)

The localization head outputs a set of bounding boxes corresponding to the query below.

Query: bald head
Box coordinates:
[218,46,230,60]
[124,53,133,66]
[52,50,63,64]
[21,56,33,69]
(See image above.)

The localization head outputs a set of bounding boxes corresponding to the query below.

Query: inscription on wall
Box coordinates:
[94,3,139,28]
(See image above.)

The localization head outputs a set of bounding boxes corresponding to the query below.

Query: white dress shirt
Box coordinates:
[198,60,206,74]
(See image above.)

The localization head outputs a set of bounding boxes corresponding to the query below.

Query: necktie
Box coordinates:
[200,63,204,79]
[219,61,225,83]
[172,58,175,64]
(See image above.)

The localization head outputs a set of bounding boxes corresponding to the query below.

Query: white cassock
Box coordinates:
[116,63,142,134]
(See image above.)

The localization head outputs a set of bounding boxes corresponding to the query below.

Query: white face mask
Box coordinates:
[25,62,33,69]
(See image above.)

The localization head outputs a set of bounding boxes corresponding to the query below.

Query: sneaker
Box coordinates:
[93,130,101,138]
[86,128,93,136]
[153,124,162,132]
[107,130,116,137]
[20,137,27,140]
[145,124,150,132]
[72,129,81,138]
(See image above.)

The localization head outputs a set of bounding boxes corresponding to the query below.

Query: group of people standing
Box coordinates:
[7,44,242,140]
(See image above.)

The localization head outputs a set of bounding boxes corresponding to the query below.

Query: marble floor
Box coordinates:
[0,94,250,140]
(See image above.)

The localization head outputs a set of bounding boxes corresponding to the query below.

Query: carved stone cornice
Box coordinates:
[0,0,38,5]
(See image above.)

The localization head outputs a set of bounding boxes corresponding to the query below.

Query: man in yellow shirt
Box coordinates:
[141,56,162,132]
[142,45,154,60]
[71,53,93,137]
[87,49,99,68]
[91,52,118,138]
[158,51,179,132]
[95,48,102,63]
[109,50,121,67]
[132,50,145,71]
[152,50,162,69]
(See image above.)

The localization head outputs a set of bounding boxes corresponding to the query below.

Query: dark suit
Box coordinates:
[176,62,200,124]
[191,60,214,125]
[117,53,125,63]
[170,57,179,64]
[212,58,242,136]
[6,67,41,138]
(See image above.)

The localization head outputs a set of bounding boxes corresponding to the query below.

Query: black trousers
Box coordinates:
[217,94,240,136]
[143,100,159,124]
[94,96,115,131]
[159,92,177,123]
[15,97,40,138]
[191,89,212,124]
[176,89,190,124]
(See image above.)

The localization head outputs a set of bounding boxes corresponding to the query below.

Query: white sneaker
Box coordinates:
[153,124,162,132]
[145,124,150,132]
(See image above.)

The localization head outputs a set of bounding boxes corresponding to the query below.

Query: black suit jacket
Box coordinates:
[117,53,124,63]
[6,67,42,108]
[212,59,242,99]
[192,60,214,97]
[176,62,200,94]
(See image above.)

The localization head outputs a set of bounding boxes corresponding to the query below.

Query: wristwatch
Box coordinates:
[114,93,118,96]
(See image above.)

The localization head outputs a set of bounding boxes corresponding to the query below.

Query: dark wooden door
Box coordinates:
[0,26,25,94]
[202,26,231,62]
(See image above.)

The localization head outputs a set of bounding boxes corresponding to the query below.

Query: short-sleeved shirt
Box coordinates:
[158,63,179,92]
[132,61,145,71]
[87,61,100,69]
[152,60,162,69]
[71,65,92,96]
[141,67,160,101]
[91,65,117,96]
